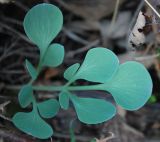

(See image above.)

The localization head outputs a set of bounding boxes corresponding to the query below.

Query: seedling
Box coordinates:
[12,3,153,139]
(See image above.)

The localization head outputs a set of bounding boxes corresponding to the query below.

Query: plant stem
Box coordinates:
[28,46,48,85]
[69,85,103,91]
[63,77,75,88]
[144,0,160,18]
[109,0,120,33]
[62,73,78,91]
[69,119,76,142]
[33,84,104,92]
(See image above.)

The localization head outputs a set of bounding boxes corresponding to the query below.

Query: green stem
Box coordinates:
[28,46,48,85]
[33,84,104,92]
[28,58,42,85]
[32,95,38,111]
[69,119,76,142]
[64,78,75,87]
[69,85,103,91]
[62,72,78,92]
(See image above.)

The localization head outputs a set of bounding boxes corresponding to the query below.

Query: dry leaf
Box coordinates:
[44,68,61,80]
[95,132,115,142]
[129,11,146,48]
[57,0,125,21]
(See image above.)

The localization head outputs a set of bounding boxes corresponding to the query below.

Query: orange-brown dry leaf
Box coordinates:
[44,68,62,80]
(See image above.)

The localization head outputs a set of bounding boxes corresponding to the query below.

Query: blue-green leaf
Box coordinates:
[59,91,70,109]
[64,63,80,80]
[42,43,64,67]
[37,99,60,118]
[103,61,153,110]
[12,110,53,139]
[24,3,63,54]
[18,85,33,108]
[25,59,38,80]
[70,95,116,124]
[74,48,119,83]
